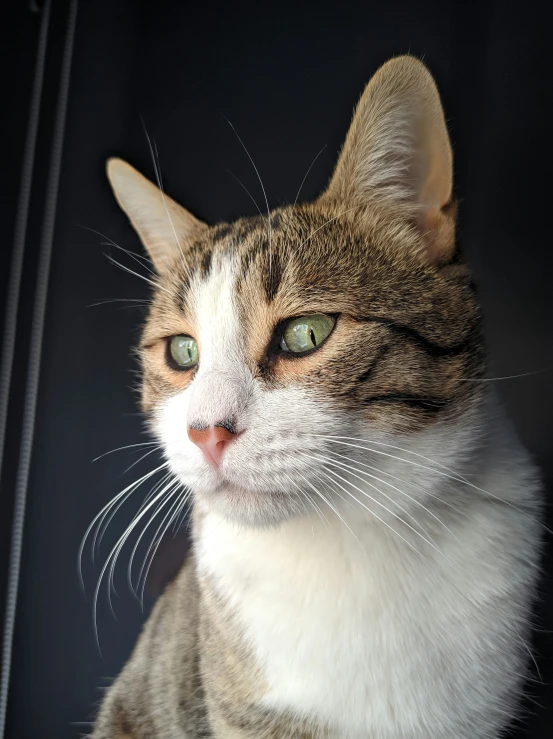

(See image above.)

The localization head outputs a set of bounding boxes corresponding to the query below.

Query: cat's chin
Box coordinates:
[195,483,305,528]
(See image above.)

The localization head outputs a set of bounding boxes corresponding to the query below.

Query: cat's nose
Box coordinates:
[187,424,238,468]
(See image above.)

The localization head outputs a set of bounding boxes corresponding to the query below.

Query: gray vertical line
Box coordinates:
[0,0,51,514]
[0,1,79,736]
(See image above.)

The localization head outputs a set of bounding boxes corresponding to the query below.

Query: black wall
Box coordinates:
[1,1,552,737]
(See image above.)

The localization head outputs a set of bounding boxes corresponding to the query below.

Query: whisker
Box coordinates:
[92,469,170,560]
[129,471,173,526]
[91,480,179,651]
[293,449,540,684]
[126,478,180,597]
[309,463,423,557]
[318,434,478,483]
[323,447,468,520]
[283,470,332,532]
[458,369,550,383]
[227,169,263,216]
[295,468,368,554]
[292,487,312,521]
[319,449,458,540]
[87,298,149,309]
[78,462,168,588]
[142,122,190,278]
[122,445,163,475]
[138,488,192,604]
[78,224,157,283]
[129,492,183,608]
[173,489,194,533]
[224,116,272,276]
[298,205,362,250]
[283,144,327,253]
[292,145,327,209]
[92,441,159,463]
[317,436,550,534]
[106,255,172,296]
[304,451,441,553]
[102,242,157,277]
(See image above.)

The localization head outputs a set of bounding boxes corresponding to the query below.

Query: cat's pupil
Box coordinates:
[310,328,316,347]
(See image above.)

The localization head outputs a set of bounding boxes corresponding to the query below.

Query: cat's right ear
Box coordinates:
[105,158,207,272]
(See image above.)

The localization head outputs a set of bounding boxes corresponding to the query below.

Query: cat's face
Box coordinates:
[107,56,484,526]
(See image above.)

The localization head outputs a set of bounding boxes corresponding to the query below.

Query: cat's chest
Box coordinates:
[196,512,458,735]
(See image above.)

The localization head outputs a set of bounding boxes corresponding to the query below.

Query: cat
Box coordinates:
[91,56,542,738]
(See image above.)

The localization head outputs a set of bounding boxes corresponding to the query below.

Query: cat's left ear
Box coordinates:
[106,158,207,272]
[321,56,454,264]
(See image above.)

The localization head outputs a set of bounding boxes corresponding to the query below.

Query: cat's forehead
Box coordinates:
[140,200,480,428]
[144,201,474,353]
[161,202,421,307]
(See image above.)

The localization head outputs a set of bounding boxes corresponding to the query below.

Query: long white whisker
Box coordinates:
[283,144,327,253]
[283,470,331,531]
[122,445,163,475]
[317,436,550,534]
[88,298,150,308]
[227,169,263,216]
[78,462,168,588]
[304,454,539,668]
[310,464,423,557]
[103,242,157,277]
[78,224,156,276]
[173,489,194,533]
[93,466,171,558]
[106,255,173,296]
[324,448,467,520]
[292,145,327,209]
[130,471,173,523]
[318,435,476,483]
[126,478,180,597]
[295,469,367,553]
[138,488,192,604]
[92,481,179,651]
[304,452,440,553]
[224,117,271,277]
[292,487,312,520]
[92,441,159,463]
[142,124,190,277]
[318,449,458,540]
[459,369,549,383]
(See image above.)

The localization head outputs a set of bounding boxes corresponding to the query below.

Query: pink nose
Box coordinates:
[187,424,237,468]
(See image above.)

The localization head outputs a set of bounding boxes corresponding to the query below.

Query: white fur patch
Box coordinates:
[153,256,541,738]
[196,414,541,738]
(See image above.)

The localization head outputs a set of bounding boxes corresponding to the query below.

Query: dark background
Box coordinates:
[1,0,552,737]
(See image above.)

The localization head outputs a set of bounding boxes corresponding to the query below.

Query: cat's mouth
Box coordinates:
[211,474,281,497]
[191,466,303,526]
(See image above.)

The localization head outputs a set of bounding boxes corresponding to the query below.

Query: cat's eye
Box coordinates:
[279,314,335,354]
[169,335,199,369]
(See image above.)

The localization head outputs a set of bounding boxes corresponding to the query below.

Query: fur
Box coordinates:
[91,56,542,738]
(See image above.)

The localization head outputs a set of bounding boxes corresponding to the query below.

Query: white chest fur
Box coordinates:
[196,483,537,739]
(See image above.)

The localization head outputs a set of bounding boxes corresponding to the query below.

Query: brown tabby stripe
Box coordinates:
[353,316,477,356]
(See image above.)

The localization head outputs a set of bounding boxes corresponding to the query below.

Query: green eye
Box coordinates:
[169,335,199,368]
[280,314,335,354]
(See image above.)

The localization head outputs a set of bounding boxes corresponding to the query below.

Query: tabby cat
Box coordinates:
[91,56,542,738]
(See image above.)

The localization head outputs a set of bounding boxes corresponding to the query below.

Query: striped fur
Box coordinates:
[92,56,542,738]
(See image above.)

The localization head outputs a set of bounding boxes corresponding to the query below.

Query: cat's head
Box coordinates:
[106,56,484,527]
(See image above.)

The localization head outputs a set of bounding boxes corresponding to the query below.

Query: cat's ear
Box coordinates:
[106,158,207,272]
[322,56,454,263]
